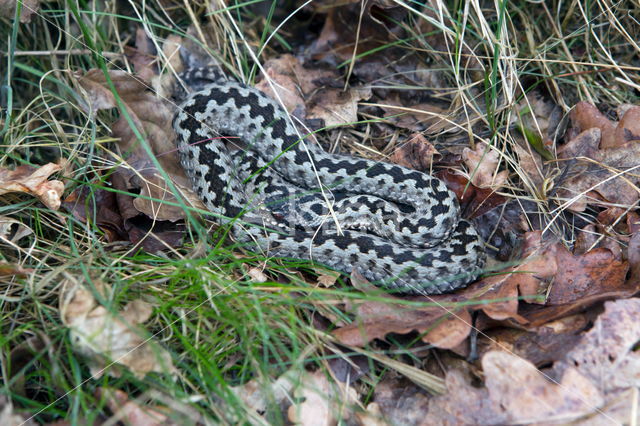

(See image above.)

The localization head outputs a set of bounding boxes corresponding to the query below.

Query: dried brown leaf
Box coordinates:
[462,143,508,189]
[570,101,640,149]
[477,315,587,367]
[557,127,640,211]
[483,351,603,423]
[255,54,308,114]
[546,246,629,305]
[62,184,125,242]
[0,215,33,244]
[60,279,175,379]
[0,0,39,23]
[307,86,371,127]
[257,54,370,127]
[479,231,556,321]
[389,134,440,172]
[287,371,358,426]
[332,294,470,349]
[570,101,616,148]
[97,388,170,425]
[230,369,297,414]
[560,298,640,392]
[0,163,65,210]
[77,70,184,181]
[423,370,505,425]
[0,396,36,426]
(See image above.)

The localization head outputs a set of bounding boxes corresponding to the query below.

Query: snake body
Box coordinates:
[173,69,486,294]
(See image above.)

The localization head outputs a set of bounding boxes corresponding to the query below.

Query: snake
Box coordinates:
[173,68,486,294]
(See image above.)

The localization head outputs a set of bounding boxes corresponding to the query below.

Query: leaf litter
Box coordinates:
[4,1,640,424]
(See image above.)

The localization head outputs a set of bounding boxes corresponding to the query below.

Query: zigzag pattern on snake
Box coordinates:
[173,68,486,294]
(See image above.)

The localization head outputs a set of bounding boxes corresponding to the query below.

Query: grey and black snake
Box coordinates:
[173,68,486,294]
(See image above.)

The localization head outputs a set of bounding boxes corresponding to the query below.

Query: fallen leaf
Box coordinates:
[629,229,640,283]
[476,315,587,367]
[0,215,33,244]
[0,395,36,426]
[332,294,471,349]
[307,86,371,127]
[423,370,506,425]
[483,351,603,423]
[437,169,508,219]
[255,54,308,115]
[256,54,371,128]
[128,165,204,222]
[287,371,358,426]
[569,101,616,148]
[230,369,297,414]
[0,0,40,23]
[60,278,175,379]
[373,376,434,425]
[62,184,126,242]
[0,163,65,210]
[96,388,171,426]
[569,101,640,149]
[557,128,640,211]
[111,169,187,252]
[124,28,158,84]
[461,143,509,189]
[77,69,183,180]
[478,231,555,321]
[356,403,388,426]
[560,298,640,393]
[546,246,628,305]
[389,133,440,172]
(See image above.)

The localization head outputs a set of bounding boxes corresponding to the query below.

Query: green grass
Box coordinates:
[2,0,640,423]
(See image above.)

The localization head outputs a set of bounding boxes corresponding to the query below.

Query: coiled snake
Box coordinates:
[173,69,486,294]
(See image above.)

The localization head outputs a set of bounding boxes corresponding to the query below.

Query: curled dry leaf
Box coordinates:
[60,278,175,379]
[479,230,633,322]
[62,184,126,243]
[558,127,640,211]
[461,143,508,189]
[332,293,471,349]
[546,245,628,305]
[570,101,640,149]
[389,133,440,172]
[255,54,307,115]
[0,215,33,244]
[287,371,359,426]
[125,28,158,84]
[478,231,555,321]
[77,69,202,250]
[77,69,184,181]
[437,169,508,219]
[0,163,65,210]
[256,54,371,127]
